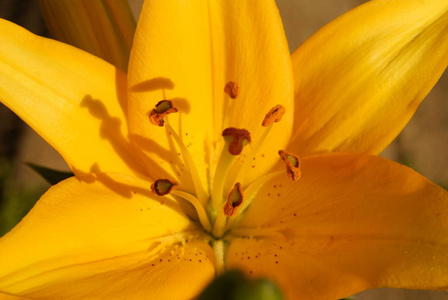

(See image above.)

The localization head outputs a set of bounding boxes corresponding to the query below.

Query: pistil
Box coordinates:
[211,128,251,214]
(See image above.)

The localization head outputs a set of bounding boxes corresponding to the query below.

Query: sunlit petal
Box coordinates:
[128,0,294,192]
[0,19,145,177]
[0,174,214,299]
[0,292,29,300]
[290,0,448,156]
[230,153,448,299]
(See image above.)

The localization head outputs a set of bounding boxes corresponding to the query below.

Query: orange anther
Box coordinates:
[224,81,239,99]
[149,100,178,127]
[262,105,285,127]
[278,150,301,181]
[223,183,244,217]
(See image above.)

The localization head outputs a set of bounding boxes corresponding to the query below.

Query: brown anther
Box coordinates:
[149,100,178,127]
[262,105,285,127]
[278,150,301,181]
[151,179,179,196]
[222,127,251,155]
[223,183,244,217]
[224,81,239,99]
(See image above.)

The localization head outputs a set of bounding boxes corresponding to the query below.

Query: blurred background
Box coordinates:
[0,0,447,299]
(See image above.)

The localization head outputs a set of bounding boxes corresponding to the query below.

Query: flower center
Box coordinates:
[148,83,300,240]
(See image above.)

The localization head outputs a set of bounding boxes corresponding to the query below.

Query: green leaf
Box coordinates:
[26,163,73,185]
[198,270,285,300]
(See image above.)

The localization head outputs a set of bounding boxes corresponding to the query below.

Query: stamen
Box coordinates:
[262,104,285,127]
[222,81,239,130]
[165,118,208,205]
[149,100,178,127]
[224,81,239,99]
[171,190,212,233]
[225,171,283,231]
[151,179,212,232]
[211,128,251,213]
[213,182,244,237]
[223,183,244,217]
[151,179,178,196]
[278,150,301,181]
[225,150,300,231]
[222,128,251,155]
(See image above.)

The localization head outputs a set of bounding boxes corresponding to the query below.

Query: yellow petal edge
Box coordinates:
[290,0,448,156]
[0,174,214,299]
[230,153,448,299]
[0,19,145,178]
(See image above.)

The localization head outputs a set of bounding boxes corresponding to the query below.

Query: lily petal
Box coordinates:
[0,174,214,299]
[290,0,448,156]
[0,19,145,177]
[128,0,294,191]
[229,153,448,299]
[39,0,136,71]
[0,293,29,300]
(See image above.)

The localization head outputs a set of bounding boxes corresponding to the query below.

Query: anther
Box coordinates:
[223,182,244,217]
[222,128,251,155]
[149,100,178,127]
[278,150,301,181]
[224,81,239,99]
[262,105,285,127]
[151,179,179,196]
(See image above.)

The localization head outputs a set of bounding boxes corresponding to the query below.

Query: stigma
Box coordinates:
[222,127,251,155]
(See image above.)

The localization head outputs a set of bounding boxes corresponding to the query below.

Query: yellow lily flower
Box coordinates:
[1,0,448,299]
